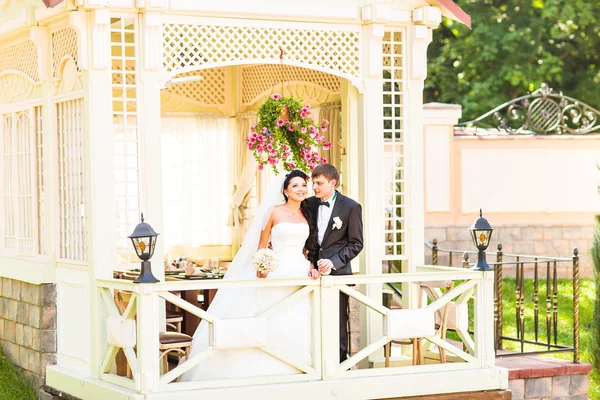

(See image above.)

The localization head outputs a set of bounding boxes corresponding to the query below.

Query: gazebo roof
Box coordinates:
[427,0,471,29]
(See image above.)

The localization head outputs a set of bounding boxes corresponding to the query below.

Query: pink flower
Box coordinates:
[281,144,288,150]
[298,138,304,145]
[249,136,256,143]
[301,112,307,119]
[322,119,329,125]
[247,143,253,150]
[258,135,266,142]
[322,157,328,164]
[309,125,316,133]
[270,151,277,157]
[269,136,274,142]
[293,121,300,126]
[313,152,320,161]
[261,127,267,134]
[309,133,316,139]
[251,132,258,138]
[272,94,281,100]
[323,142,332,150]
[256,145,264,152]
[268,157,277,165]
[287,163,295,169]
[309,165,314,171]
[288,126,295,132]
[303,152,311,160]
[277,119,284,127]
[301,127,307,134]
[303,104,311,110]
[258,164,264,171]
[283,151,291,158]
[321,126,327,132]
[266,144,274,152]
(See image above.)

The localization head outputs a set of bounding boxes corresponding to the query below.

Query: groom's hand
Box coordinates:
[317,259,334,274]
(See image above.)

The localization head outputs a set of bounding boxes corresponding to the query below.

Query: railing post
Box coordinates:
[432,238,438,265]
[495,244,503,351]
[136,284,160,393]
[321,277,341,378]
[573,248,580,363]
[475,270,496,369]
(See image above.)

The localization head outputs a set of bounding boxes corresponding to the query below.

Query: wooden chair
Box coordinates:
[114,288,193,379]
[384,280,454,367]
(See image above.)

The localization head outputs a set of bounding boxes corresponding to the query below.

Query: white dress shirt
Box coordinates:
[317,192,336,245]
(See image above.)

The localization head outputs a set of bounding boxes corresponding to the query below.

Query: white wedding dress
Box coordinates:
[180,222,313,382]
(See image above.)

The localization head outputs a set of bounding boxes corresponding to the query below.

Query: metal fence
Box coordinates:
[425,240,580,363]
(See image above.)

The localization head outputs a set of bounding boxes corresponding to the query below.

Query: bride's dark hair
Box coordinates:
[283,170,319,262]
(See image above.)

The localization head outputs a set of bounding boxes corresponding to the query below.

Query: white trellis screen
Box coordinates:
[1,108,40,254]
[57,98,87,262]
[35,106,44,254]
[382,30,406,260]
[111,16,142,266]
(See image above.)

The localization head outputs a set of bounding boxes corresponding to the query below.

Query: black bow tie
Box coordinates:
[318,199,330,208]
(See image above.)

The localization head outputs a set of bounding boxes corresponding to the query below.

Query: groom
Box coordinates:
[307,164,363,363]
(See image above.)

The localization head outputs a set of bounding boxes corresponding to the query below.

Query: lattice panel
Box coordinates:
[164,68,226,105]
[382,30,405,260]
[2,113,15,249]
[0,40,39,82]
[240,64,341,105]
[52,27,79,80]
[57,99,87,262]
[163,23,360,78]
[1,109,37,253]
[35,106,44,255]
[111,16,141,266]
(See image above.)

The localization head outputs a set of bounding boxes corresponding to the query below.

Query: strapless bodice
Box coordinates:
[269,222,310,278]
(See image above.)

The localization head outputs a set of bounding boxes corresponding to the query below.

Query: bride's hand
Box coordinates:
[308,269,321,280]
[257,271,268,279]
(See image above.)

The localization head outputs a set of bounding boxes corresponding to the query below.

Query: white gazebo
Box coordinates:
[0,0,507,399]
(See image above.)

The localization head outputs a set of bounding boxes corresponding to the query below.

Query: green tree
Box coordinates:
[425,0,600,122]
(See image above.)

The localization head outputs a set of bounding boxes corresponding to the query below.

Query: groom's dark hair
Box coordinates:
[311,164,339,186]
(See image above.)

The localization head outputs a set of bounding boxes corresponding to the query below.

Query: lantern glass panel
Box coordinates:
[471,229,492,249]
[131,236,153,260]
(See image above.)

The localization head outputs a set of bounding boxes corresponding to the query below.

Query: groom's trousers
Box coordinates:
[340,291,349,362]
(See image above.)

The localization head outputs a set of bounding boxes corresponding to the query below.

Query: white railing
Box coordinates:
[95,266,496,394]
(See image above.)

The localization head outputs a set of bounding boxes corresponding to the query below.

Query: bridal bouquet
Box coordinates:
[252,248,279,274]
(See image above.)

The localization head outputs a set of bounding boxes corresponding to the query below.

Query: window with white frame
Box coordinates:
[1,107,43,255]
[161,116,234,252]
[57,98,87,262]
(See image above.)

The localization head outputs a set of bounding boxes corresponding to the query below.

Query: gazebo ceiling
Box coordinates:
[160,64,341,111]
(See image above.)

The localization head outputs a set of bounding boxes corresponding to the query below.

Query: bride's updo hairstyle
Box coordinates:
[283,170,319,260]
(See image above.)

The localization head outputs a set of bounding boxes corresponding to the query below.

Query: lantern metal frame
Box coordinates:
[129,213,160,283]
[468,209,494,271]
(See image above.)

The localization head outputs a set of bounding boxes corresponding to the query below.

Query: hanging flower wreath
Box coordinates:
[245,94,332,174]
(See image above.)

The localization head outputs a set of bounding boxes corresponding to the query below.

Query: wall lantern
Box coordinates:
[468,209,494,271]
[129,213,160,283]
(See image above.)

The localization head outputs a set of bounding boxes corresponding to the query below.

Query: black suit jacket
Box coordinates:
[307,192,364,276]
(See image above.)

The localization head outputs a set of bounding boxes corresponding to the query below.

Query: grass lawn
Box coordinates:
[495,278,597,399]
[0,350,37,400]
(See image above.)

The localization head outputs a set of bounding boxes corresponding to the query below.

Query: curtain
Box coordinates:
[317,102,342,171]
[161,116,234,249]
[230,114,257,230]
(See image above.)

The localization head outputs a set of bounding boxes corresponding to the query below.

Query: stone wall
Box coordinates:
[497,355,591,400]
[0,278,57,388]
[425,224,595,278]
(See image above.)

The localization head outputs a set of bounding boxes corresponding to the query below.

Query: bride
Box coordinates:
[181,169,321,382]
